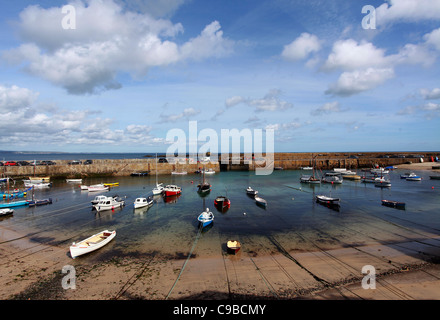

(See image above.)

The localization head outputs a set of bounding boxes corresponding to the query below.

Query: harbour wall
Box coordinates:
[2,152,438,178]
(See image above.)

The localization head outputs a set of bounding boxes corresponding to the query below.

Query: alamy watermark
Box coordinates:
[362,5,376,30]
[61,5,76,30]
[361,265,376,289]
[165,121,275,175]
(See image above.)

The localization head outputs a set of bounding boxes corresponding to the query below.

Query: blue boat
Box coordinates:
[197,208,214,228]
[0,200,29,208]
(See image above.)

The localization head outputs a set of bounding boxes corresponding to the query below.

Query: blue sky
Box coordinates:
[0,0,439,153]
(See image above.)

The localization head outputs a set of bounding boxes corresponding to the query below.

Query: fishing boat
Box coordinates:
[197,208,214,228]
[0,190,28,199]
[134,196,153,209]
[226,240,241,254]
[381,200,405,210]
[246,187,258,196]
[91,195,117,205]
[66,178,82,183]
[28,198,52,207]
[0,208,14,217]
[300,175,321,184]
[406,173,421,181]
[197,167,211,194]
[70,230,116,259]
[214,196,231,210]
[255,196,267,207]
[93,196,125,212]
[315,195,340,205]
[163,185,182,197]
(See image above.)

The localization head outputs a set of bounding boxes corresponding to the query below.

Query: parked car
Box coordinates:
[83,160,93,165]
[17,161,31,166]
[4,161,17,166]
[158,158,168,163]
[40,160,56,165]
[68,160,82,165]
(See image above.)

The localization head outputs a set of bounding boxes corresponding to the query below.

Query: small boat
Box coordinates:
[93,196,125,212]
[300,166,313,170]
[342,174,361,180]
[152,183,164,195]
[66,178,82,183]
[204,168,215,174]
[361,176,381,183]
[300,175,321,184]
[103,182,119,187]
[24,182,52,188]
[316,195,340,205]
[0,200,29,208]
[134,196,153,209]
[91,195,117,205]
[226,240,241,254]
[333,168,348,173]
[29,176,50,183]
[274,167,283,170]
[246,187,258,195]
[375,178,391,188]
[130,172,150,176]
[163,185,182,197]
[322,172,343,184]
[340,170,357,175]
[400,173,411,179]
[171,171,187,175]
[87,184,109,192]
[430,176,440,180]
[0,208,14,217]
[28,198,52,207]
[371,168,389,174]
[197,182,211,194]
[70,230,116,259]
[381,200,405,210]
[406,173,421,181]
[255,196,267,207]
[214,196,231,210]
[197,208,214,228]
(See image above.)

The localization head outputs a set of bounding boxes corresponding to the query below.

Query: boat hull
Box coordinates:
[381,200,405,210]
[226,240,241,254]
[70,230,116,259]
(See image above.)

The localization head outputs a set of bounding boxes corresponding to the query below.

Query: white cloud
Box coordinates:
[311,101,344,116]
[0,85,39,111]
[325,68,395,97]
[376,0,440,25]
[225,89,293,112]
[159,107,200,122]
[281,33,321,61]
[397,102,440,119]
[322,39,390,71]
[421,88,440,100]
[424,27,440,51]
[4,0,233,95]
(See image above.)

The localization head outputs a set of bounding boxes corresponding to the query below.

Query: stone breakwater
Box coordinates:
[2,152,438,178]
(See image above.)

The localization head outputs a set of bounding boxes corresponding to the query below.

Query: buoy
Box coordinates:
[243,212,247,215]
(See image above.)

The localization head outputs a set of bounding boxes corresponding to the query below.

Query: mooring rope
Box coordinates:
[165,224,203,300]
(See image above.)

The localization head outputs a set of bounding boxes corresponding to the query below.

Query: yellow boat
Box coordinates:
[343,174,361,180]
[103,182,119,187]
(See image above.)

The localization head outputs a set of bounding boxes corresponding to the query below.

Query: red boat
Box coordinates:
[227,240,241,254]
[214,196,230,209]
[162,185,182,197]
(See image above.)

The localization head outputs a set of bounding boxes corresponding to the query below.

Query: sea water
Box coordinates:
[1,169,439,261]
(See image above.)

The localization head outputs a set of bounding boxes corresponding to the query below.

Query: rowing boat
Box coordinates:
[226,240,241,254]
[70,230,116,259]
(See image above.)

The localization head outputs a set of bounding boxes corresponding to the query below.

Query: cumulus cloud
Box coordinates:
[421,88,440,100]
[0,84,165,147]
[159,107,200,122]
[4,0,233,95]
[424,27,440,51]
[281,33,321,61]
[225,89,293,112]
[325,68,395,97]
[376,0,440,25]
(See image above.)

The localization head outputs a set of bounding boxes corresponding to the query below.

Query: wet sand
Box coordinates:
[396,161,439,171]
[1,224,439,300]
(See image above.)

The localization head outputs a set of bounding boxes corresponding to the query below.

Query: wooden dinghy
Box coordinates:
[227,240,241,254]
[70,230,116,259]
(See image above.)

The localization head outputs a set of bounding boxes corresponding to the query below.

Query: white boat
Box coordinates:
[24,182,52,188]
[255,196,267,207]
[316,195,340,204]
[70,230,116,259]
[300,166,313,170]
[0,208,14,217]
[321,172,343,184]
[197,208,214,228]
[340,170,357,175]
[204,168,215,174]
[300,175,321,184]
[66,179,82,183]
[246,187,258,195]
[375,178,391,188]
[163,185,182,197]
[134,196,153,209]
[171,171,187,175]
[29,176,50,183]
[91,195,116,205]
[93,196,125,212]
[152,153,164,195]
[406,173,421,181]
[371,168,389,174]
[87,184,109,192]
[333,168,347,173]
